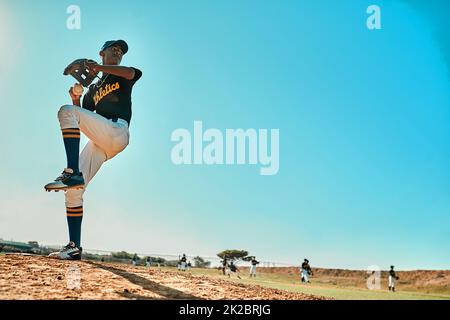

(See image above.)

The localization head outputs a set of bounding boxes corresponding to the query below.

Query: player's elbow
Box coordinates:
[124,68,135,80]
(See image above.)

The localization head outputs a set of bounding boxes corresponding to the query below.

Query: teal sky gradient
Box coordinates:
[0,0,449,269]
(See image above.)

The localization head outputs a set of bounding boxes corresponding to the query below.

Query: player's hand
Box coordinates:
[69,86,82,100]
[68,86,82,106]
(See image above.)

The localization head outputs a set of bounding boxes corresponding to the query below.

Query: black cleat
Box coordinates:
[48,241,82,260]
[44,168,85,192]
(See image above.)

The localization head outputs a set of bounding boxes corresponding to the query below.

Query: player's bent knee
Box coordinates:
[57,104,77,118]
[58,104,75,113]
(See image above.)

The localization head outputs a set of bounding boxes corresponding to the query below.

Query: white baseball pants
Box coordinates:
[388,275,396,288]
[250,265,257,275]
[57,105,130,208]
[301,269,309,282]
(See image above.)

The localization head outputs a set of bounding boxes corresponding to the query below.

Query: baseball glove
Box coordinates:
[63,59,99,87]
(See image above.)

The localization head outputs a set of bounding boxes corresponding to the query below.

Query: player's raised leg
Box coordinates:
[44,104,85,191]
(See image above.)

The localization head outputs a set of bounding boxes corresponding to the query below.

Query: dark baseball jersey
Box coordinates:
[82,67,142,125]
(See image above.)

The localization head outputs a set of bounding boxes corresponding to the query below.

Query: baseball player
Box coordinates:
[301,259,312,283]
[45,40,142,260]
[226,261,241,279]
[221,257,228,275]
[132,253,138,267]
[388,265,399,292]
[249,257,259,278]
[180,254,187,271]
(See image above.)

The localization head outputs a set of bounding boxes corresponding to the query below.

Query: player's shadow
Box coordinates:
[85,261,203,300]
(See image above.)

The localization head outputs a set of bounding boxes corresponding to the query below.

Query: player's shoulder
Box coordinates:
[131,66,142,72]
[130,67,143,81]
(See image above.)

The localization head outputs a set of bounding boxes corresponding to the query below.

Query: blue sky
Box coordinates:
[0,0,449,270]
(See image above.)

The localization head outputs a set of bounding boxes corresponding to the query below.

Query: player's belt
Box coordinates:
[111,117,129,127]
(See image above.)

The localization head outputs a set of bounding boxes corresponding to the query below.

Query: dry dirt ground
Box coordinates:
[0,254,326,300]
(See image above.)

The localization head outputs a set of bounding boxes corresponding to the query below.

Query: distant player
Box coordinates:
[249,257,260,278]
[187,261,192,271]
[388,265,399,292]
[145,257,151,268]
[301,259,312,283]
[226,261,241,279]
[132,254,138,267]
[180,254,187,271]
[221,257,228,276]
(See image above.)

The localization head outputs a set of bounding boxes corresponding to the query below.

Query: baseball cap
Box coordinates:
[100,40,128,54]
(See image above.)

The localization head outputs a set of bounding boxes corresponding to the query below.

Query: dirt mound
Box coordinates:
[0,255,327,300]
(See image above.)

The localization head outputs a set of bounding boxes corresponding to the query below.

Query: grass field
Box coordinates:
[174,267,450,300]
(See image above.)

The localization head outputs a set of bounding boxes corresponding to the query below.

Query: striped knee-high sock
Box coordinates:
[62,128,80,174]
[66,206,83,248]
